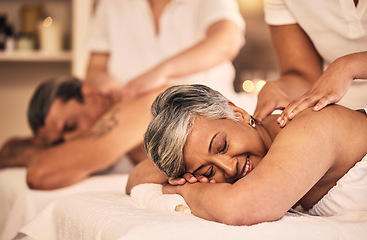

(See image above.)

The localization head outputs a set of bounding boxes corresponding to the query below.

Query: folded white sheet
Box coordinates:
[18,190,367,240]
[130,183,191,214]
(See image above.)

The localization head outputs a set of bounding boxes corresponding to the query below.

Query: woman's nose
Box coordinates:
[214,156,238,178]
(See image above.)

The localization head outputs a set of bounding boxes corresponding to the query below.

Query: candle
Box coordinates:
[17,33,35,51]
[38,16,62,53]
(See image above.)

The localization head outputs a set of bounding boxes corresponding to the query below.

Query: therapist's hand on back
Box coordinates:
[277,55,355,127]
[253,81,291,121]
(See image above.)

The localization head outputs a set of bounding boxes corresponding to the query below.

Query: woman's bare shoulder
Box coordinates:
[293,105,367,126]
[287,105,367,158]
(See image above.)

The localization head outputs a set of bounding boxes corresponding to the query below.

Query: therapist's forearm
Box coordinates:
[338,51,367,80]
[159,20,242,80]
[269,24,324,98]
[86,69,117,87]
[86,53,120,90]
[273,74,314,100]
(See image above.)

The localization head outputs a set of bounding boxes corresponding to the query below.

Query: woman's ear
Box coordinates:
[228,101,251,122]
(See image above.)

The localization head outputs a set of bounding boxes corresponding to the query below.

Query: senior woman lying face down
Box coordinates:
[138,84,367,226]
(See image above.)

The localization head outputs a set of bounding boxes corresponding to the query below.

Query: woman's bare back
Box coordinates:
[293,106,367,209]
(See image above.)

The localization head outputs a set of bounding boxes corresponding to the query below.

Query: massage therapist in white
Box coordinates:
[254,0,367,126]
[86,0,245,102]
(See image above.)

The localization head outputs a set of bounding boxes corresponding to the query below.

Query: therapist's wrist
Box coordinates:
[347,52,367,80]
[155,60,172,80]
[335,52,365,80]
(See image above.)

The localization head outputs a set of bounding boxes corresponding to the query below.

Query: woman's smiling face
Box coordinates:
[183,111,267,184]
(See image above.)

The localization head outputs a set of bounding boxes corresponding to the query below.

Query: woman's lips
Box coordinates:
[238,156,252,180]
[246,158,252,176]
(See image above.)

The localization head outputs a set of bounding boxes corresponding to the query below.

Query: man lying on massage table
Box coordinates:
[0,77,166,190]
[128,84,367,226]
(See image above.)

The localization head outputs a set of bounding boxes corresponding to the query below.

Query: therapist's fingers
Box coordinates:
[254,102,278,121]
[278,102,302,127]
[278,94,324,127]
[254,98,290,121]
[254,81,292,121]
[312,95,334,111]
[277,99,305,127]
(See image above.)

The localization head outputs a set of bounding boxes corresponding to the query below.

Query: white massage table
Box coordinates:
[1,167,366,240]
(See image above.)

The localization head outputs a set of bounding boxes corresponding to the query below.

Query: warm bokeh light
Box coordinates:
[237,0,263,13]
[242,80,255,93]
[43,17,53,27]
[256,80,266,91]
[242,79,267,94]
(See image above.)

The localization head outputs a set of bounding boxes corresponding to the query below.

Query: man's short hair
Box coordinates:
[27,77,83,134]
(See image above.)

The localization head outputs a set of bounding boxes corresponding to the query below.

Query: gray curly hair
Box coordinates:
[144,84,240,178]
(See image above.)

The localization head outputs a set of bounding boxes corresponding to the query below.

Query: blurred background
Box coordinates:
[0,0,278,146]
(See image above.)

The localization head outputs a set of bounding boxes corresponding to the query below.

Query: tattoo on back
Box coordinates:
[86,107,120,138]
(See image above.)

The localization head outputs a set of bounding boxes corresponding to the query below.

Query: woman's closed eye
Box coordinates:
[210,131,228,154]
[218,138,228,154]
[203,166,215,178]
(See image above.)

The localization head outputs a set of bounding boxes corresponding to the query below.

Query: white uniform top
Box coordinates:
[264,0,367,109]
[87,0,245,100]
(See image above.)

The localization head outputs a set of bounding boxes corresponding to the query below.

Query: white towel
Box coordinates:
[130,184,191,214]
[19,190,367,240]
